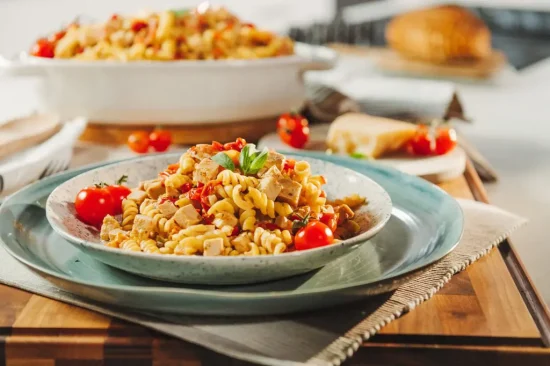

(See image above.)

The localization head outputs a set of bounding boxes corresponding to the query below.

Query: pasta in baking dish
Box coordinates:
[100,138,366,256]
[31,3,294,61]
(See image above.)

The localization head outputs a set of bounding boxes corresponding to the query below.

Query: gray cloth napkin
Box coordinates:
[0,199,526,366]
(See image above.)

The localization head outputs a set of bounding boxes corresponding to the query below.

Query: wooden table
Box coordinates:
[0,162,549,366]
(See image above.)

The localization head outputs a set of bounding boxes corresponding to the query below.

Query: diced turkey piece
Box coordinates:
[203,237,224,256]
[190,144,216,160]
[262,165,283,180]
[213,212,238,229]
[126,189,148,204]
[100,215,120,241]
[173,204,202,228]
[143,179,165,199]
[131,214,155,239]
[231,233,251,253]
[165,184,180,198]
[108,228,128,241]
[335,204,355,224]
[258,175,282,201]
[158,200,178,217]
[258,151,284,176]
[192,158,220,184]
[275,215,291,230]
[278,178,302,207]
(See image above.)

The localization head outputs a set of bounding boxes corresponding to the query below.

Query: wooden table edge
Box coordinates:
[463,159,550,347]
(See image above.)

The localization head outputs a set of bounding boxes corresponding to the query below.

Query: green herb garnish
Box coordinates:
[291,213,310,234]
[212,152,235,171]
[349,152,370,160]
[116,175,128,185]
[172,8,190,17]
[240,144,269,175]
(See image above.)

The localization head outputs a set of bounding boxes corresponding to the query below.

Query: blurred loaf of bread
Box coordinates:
[386,5,492,63]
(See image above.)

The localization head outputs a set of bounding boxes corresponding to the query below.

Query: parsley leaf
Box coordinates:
[212,152,235,171]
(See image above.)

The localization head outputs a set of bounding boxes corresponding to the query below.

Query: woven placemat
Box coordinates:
[0,199,526,366]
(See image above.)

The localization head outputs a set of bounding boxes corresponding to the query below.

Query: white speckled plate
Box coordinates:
[45,154,392,285]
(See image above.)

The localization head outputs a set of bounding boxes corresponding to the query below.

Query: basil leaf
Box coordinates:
[212,152,235,171]
[248,148,269,174]
[172,8,190,16]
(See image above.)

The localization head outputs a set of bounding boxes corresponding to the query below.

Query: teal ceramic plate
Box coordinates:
[0,153,463,315]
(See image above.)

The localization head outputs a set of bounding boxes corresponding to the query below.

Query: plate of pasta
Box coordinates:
[45,139,392,285]
[0,3,336,124]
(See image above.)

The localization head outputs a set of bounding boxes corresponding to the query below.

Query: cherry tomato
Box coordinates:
[180,182,192,193]
[131,20,148,32]
[149,129,172,152]
[49,30,66,43]
[74,187,116,228]
[319,212,338,232]
[294,221,334,251]
[223,137,246,152]
[127,131,150,153]
[277,112,310,149]
[31,38,55,58]
[282,159,296,172]
[104,185,131,214]
[211,141,224,151]
[409,126,434,156]
[435,128,457,155]
[231,226,240,236]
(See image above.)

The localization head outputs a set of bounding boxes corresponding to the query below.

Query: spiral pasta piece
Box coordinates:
[272,229,293,245]
[207,198,235,215]
[165,173,191,191]
[178,155,196,174]
[239,209,256,231]
[250,227,283,254]
[217,170,258,190]
[140,239,160,254]
[120,239,141,252]
[121,199,138,230]
[293,160,311,183]
[231,184,254,210]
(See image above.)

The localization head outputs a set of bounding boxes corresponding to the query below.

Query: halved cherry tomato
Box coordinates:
[49,30,66,43]
[435,128,457,155]
[277,112,309,149]
[294,221,334,251]
[202,214,215,225]
[408,125,457,156]
[127,131,150,153]
[180,182,192,194]
[223,137,246,152]
[212,141,225,151]
[319,212,338,233]
[149,129,172,152]
[231,226,240,236]
[282,159,296,172]
[31,38,55,58]
[74,187,116,228]
[131,20,148,32]
[199,181,219,211]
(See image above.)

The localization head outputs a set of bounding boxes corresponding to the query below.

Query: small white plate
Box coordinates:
[258,124,467,183]
[45,153,392,285]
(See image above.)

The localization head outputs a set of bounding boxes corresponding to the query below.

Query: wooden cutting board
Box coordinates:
[79,116,279,145]
[329,44,507,80]
[0,114,61,160]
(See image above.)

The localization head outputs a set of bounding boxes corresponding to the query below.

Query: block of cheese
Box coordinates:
[326,113,417,159]
[0,114,61,161]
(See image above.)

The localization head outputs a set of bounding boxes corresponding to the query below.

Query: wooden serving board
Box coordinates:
[1,161,549,365]
[329,44,507,80]
[79,115,279,145]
